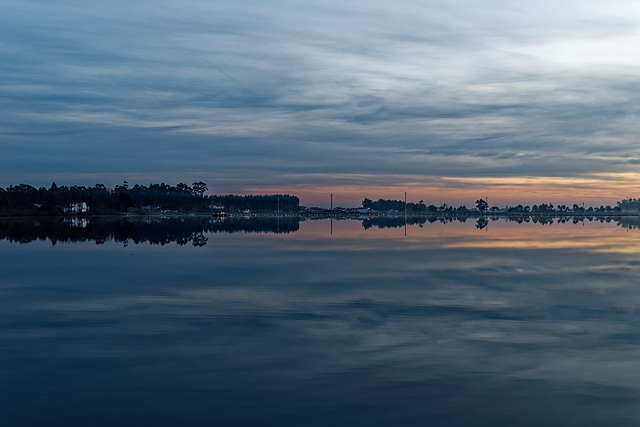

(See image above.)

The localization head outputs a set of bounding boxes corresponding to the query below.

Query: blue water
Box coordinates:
[2,217,640,426]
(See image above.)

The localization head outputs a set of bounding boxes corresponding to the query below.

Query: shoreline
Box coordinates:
[1,211,639,220]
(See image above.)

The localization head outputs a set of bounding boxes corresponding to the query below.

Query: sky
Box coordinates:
[3,0,640,207]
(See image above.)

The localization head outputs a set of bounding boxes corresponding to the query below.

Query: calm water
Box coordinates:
[3,216,640,426]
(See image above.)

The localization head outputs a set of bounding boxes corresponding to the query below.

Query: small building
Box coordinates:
[210,205,226,217]
[347,207,370,214]
[66,202,89,214]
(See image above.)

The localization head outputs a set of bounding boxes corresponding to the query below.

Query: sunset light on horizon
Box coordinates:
[3,1,640,206]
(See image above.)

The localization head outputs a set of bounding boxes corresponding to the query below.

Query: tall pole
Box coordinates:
[404,192,407,237]
[330,193,333,235]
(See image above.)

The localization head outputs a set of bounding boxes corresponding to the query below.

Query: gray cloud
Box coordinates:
[2,0,640,199]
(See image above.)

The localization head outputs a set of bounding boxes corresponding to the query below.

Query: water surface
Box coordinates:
[2,217,640,426]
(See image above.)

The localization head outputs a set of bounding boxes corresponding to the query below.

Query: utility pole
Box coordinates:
[330,193,333,235]
[404,192,407,217]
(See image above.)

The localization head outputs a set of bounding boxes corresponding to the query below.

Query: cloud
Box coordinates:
[2,0,640,203]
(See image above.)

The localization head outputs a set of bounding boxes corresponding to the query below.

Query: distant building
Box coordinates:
[210,205,226,217]
[303,207,331,214]
[348,208,370,214]
[66,202,89,214]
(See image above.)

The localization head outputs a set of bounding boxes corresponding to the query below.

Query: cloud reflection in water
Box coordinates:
[2,219,640,426]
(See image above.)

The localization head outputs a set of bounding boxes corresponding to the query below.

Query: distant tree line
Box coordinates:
[0,181,300,216]
[363,198,472,213]
[0,183,128,215]
[361,197,636,215]
[617,198,640,212]
[502,203,622,214]
[208,194,299,212]
[1,183,634,217]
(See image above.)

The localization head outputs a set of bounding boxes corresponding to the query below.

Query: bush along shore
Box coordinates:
[0,182,299,217]
[1,183,637,218]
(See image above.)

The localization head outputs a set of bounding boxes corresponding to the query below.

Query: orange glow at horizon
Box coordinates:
[242,173,640,208]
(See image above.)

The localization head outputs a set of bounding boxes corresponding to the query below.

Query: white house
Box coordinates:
[66,202,89,214]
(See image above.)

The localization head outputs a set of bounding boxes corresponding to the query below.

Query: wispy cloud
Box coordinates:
[2,0,640,204]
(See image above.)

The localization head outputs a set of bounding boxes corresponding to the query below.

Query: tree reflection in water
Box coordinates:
[1,214,638,246]
[0,216,301,246]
